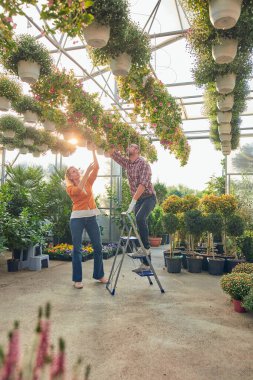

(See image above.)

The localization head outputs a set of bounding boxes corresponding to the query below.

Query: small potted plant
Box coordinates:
[148,206,164,247]
[13,95,42,124]
[0,114,25,139]
[220,272,253,312]
[163,213,182,273]
[3,34,53,84]
[0,74,22,111]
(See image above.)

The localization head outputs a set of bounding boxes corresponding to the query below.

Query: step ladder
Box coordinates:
[106,212,165,295]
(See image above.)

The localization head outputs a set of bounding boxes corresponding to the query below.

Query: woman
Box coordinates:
[65,149,107,289]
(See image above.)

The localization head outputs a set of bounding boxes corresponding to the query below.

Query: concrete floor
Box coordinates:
[0,247,253,380]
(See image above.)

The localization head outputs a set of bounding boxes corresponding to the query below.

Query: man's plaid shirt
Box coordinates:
[111,151,155,197]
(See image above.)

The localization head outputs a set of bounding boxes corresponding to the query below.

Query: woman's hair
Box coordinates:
[65,166,76,185]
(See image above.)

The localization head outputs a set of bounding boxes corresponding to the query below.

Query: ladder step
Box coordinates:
[120,236,138,241]
[127,253,147,259]
[135,270,154,277]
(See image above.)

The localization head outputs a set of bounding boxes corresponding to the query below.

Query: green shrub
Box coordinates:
[242,288,253,311]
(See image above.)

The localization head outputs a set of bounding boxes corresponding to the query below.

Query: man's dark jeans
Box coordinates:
[70,216,104,282]
[135,195,156,266]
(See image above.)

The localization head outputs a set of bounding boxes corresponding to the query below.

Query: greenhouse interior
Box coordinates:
[0,1,253,379]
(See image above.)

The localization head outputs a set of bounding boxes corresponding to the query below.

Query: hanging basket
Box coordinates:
[17,60,41,84]
[83,22,110,48]
[218,123,231,134]
[209,0,243,30]
[5,144,15,151]
[221,141,231,149]
[24,110,38,124]
[63,131,74,140]
[33,151,40,157]
[110,53,132,77]
[19,147,29,154]
[23,138,34,146]
[3,130,15,139]
[212,38,238,64]
[217,94,234,111]
[216,73,236,94]
[217,111,232,124]
[43,120,56,132]
[0,96,11,111]
[38,144,48,152]
[219,133,232,142]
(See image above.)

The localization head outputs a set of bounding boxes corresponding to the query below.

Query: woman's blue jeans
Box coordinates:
[70,216,104,282]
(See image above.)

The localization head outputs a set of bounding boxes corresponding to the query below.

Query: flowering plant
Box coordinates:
[0,303,90,379]
[232,262,253,274]
[220,272,253,301]
[0,74,21,102]
[117,66,190,165]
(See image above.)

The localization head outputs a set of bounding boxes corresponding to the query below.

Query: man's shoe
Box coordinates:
[130,248,151,258]
[132,263,151,273]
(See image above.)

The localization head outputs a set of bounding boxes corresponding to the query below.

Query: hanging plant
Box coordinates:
[0,114,25,139]
[117,66,190,165]
[2,34,53,83]
[0,74,22,102]
[88,21,151,71]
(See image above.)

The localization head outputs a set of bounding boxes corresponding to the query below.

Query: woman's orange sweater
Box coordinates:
[66,168,98,211]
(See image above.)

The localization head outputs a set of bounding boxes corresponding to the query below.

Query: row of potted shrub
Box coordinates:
[181,0,253,154]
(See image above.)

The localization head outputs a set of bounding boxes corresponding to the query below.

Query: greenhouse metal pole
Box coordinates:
[225,155,228,194]
[0,147,6,186]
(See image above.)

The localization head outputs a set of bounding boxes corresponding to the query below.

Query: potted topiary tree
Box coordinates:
[3,34,53,84]
[184,210,205,273]
[0,74,21,111]
[205,213,225,275]
[163,213,182,273]
[148,205,164,247]
[13,95,42,124]
[225,213,245,272]
[0,115,25,139]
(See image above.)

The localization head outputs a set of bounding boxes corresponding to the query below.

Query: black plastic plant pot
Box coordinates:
[225,259,244,273]
[187,257,203,273]
[166,257,182,273]
[207,258,225,275]
[7,259,19,272]
[13,248,22,260]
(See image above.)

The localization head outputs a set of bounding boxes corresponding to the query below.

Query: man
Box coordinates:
[110,144,156,273]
